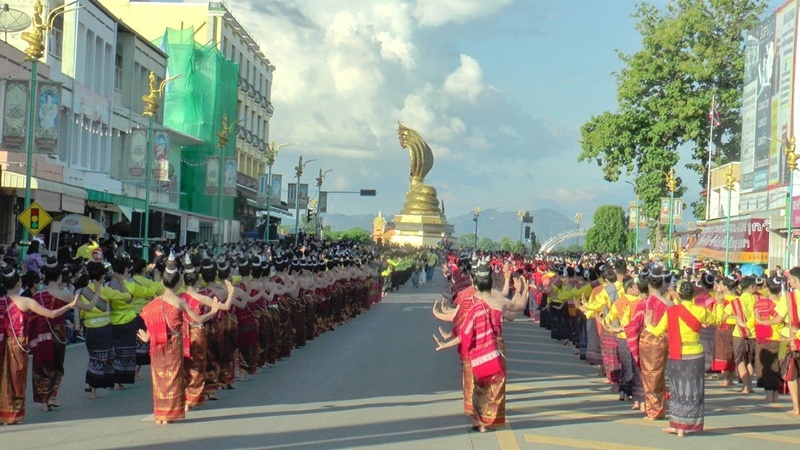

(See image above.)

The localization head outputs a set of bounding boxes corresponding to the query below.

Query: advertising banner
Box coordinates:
[776,1,797,186]
[270,174,282,205]
[35,82,62,153]
[628,201,638,229]
[257,174,268,203]
[753,16,775,191]
[659,198,683,225]
[152,130,169,182]
[128,129,147,179]
[2,80,28,151]
[299,183,309,209]
[287,183,297,208]
[687,218,770,264]
[205,156,220,195]
[319,191,328,213]
[223,157,237,196]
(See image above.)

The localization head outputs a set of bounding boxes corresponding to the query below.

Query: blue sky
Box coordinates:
[225,0,784,230]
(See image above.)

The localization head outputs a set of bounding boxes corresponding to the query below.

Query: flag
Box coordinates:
[708,99,721,127]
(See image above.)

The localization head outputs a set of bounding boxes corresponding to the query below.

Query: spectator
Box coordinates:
[23,240,45,276]
[76,235,100,260]
[5,241,20,264]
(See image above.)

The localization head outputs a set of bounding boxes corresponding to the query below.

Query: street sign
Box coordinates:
[18,201,53,237]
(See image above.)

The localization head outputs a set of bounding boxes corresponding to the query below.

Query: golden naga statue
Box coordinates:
[398,123,443,216]
[22,0,47,62]
[216,114,233,148]
[142,72,161,117]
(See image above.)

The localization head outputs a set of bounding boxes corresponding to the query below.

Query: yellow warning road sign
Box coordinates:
[18,201,53,237]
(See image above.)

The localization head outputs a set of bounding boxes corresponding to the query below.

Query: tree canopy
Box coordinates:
[579,0,766,220]
[584,205,629,254]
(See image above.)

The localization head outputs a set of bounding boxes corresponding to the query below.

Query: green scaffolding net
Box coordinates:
[155,26,239,221]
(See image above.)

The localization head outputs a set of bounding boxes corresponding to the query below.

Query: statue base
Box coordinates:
[389,214,454,248]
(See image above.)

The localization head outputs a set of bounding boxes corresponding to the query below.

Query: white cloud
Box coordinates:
[414,0,515,27]
[234,0,575,217]
[443,54,486,103]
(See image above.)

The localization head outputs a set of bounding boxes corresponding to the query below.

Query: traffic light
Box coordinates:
[31,207,40,230]
[359,189,376,196]
[524,226,530,239]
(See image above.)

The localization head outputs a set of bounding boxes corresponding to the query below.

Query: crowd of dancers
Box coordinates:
[0,237,382,425]
[431,251,800,439]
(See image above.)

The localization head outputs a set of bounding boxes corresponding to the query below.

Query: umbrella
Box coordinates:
[739,263,764,277]
[58,214,106,235]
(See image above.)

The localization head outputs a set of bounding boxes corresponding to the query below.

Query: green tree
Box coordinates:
[578,0,766,220]
[584,205,629,254]
[341,227,371,243]
[477,237,499,252]
[499,236,514,252]
[457,233,477,249]
[512,241,527,254]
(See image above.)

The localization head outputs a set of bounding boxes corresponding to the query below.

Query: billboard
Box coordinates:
[741,1,797,193]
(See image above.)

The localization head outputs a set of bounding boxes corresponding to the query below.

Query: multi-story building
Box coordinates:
[1,0,204,251]
[100,0,278,237]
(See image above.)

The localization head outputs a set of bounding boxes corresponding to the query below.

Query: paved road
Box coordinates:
[3,274,800,449]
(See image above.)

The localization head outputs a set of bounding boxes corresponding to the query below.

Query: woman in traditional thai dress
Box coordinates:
[693,273,717,372]
[629,270,672,420]
[712,276,738,386]
[780,267,800,415]
[0,262,78,424]
[605,276,645,409]
[75,262,121,399]
[435,256,527,433]
[107,258,137,389]
[128,258,164,379]
[646,280,722,438]
[137,257,219,424]
[30,258,75,410]
[753,276,784,402]
[180,255,233,409]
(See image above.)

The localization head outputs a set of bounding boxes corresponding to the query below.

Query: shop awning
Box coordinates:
[686,217,770,264]
[1,170,87,213]
[86,189,147,210]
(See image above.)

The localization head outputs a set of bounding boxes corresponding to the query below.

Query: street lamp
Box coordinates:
[315,168,333,237]
[517,210,527,244]
[294,156,317,240]
[18,0,78,262]
[723,167,737,276]
[141,70,184,261]
[770,136,798,267]
[263,141,290,242]
[574,212,583,248]
[215,114,244,253]
[625,180,640,255]
[665,168,678,269]
[473,207,481,248]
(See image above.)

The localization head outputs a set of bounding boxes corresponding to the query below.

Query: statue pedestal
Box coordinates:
[389,214,454,248]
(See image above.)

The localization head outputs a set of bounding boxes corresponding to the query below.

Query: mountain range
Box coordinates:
[321,208,579,243]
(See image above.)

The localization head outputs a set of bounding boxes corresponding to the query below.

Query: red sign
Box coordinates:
[792,196,800,228]
[687,218,770,264]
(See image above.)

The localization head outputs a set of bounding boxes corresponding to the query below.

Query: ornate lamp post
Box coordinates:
[473,207,481,248]
[214,114,244,254]
[625,180,640,254]
[723,167,737,276]
[785,137,798,267]
[293,156,316,239]
[19,0,76,261]
[315,168,332,237]
[518,210,527,243]
[574,212,583,248]
[263,141,290,242]
[140,71,183,260]
[665,168,678,269]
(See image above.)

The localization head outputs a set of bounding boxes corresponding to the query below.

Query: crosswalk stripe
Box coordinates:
[524,433,664,450]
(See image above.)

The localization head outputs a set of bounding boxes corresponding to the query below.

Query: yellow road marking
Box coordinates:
[524,433,664,450]
[496,428,520,450]
[739,432,800,445]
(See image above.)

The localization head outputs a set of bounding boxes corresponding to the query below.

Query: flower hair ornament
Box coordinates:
[165,252,178,275]
[1,261,17,277]
[183,254,196,274]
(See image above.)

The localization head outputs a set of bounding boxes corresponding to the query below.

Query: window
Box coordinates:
[115,54,123,92]
[49,15,63,59]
